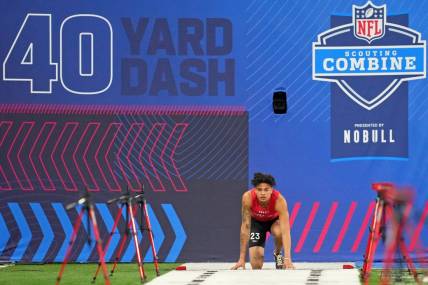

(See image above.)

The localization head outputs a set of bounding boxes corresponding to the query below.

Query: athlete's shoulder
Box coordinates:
[272,188,283,197]
[274,191,288,207]
[243,190,253,199]
[242,189,253,206]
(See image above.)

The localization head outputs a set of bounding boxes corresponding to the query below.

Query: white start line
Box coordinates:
[0,264,13,269]
[146,262,360,285]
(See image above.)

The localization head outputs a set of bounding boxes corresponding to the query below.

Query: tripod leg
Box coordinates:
[142,200,160,276]
[403,206,420,282]
[110,228,128,276]
[397,203,421,284]
[399,240,421,283]
[413,237,428,271]
[110,204,135,276]
[129,203,146,282]
[381,204,398,285]
[56,209,84,285]
[362,198,384,284]
[92,205,123,282]
[89,206,111,285]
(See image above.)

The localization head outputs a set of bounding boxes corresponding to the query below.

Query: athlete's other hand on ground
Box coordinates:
[230,259,245,270]
[283,260,295,269]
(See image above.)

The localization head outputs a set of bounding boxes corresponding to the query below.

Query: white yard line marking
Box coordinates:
[306,269,322,284]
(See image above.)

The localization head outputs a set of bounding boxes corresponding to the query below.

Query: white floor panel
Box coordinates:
[183,262,355,270]
[201,270,312,285]
[147,271,204,285]
[147,263,361,285]
[319,269,360,283]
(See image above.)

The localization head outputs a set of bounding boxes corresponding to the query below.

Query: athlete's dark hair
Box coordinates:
[251,172,276,187]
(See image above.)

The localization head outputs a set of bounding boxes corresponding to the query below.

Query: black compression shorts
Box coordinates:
[249,217,279,248]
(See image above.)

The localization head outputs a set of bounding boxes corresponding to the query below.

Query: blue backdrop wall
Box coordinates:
[0,0,427,263]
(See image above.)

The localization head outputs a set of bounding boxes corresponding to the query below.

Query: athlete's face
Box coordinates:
[255,183,273,203]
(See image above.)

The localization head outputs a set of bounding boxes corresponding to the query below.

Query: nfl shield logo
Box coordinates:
[353,1,386,43]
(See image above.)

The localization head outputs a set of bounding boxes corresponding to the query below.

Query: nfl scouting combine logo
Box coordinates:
[354,3,385,43]
[312,1,426,160]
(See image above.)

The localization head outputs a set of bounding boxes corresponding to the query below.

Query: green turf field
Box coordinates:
[0,263,179,285]
[1,264,426,284]
[365,269,426,284]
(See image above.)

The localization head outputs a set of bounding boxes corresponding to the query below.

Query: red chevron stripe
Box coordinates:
[148,123,167,192]
[313,201,338,253]
[117,123,140,191]
[138,123,167,192]
[20,122,36,191]
[289,202,301,228]
[125,123,144,191]
[161,123,188,192]
[0,121,13,190]
[116,124,131,191]
[38,122,57,191]
[52,123,79,191]
[29,122,56,191]
[95,123,122,191]
[409,202,428,251]
[7,122,35,190]
[351,201,375,252]
[295,202,319,253]
[73,123,100,191]
[84,123,101,191]
[332,202,357,252]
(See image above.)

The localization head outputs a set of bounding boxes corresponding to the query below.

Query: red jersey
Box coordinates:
[250,188,280,221]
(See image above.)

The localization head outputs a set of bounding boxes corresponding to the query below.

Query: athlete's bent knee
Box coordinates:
[250,255,264,269]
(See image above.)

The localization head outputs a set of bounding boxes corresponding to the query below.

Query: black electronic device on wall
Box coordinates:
[273,90,287,114]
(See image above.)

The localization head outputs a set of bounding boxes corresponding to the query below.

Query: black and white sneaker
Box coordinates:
[273,252,283,269]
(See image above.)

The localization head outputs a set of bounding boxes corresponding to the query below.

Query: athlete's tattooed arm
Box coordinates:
[231,192,251,270]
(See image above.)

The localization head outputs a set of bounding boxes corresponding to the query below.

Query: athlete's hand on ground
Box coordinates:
[230,259,246,270]
[283,260,295,269]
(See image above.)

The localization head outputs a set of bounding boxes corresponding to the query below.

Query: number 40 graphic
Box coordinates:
[3,13,113,95]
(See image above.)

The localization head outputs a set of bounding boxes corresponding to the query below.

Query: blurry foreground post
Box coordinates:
[362,182,420,285]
